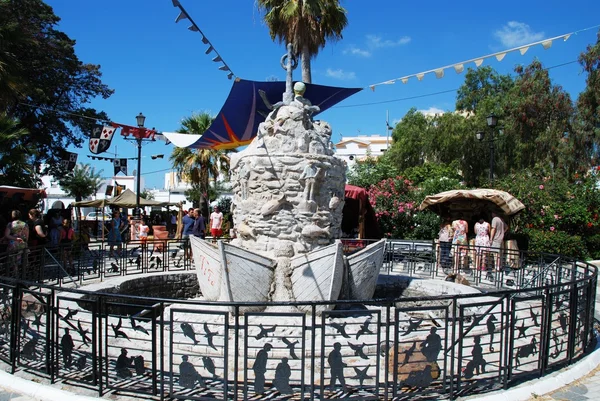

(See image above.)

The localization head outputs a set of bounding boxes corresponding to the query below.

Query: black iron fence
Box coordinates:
[0,239,597,400]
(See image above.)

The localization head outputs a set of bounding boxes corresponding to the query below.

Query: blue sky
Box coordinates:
[46,0,600,189]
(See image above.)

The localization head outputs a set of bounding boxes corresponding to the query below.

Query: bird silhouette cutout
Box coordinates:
[516,321,529,338]
[356,318,374,339]
[181,322,199,344]
[109,262,119,273]
[530,306,540,327]
[130,316,149,335]
[128,258,134,265]
[255,324,277,340]
[486,315,497,352]
[352,365,372,388]
[401,318,423,336]
[63,307,78,321]
[130,246,140,255]
[77,320,91,345]
[330,322,350,338]
[32,312,44,331]
[348,342,369,359]
[401,342,417,366]
[550,329,562,358]
[282,338,299,359]
[111,317,129,340]
[558,312,568,333]
[171,250,178,258]
[203,323,218,350]
[202,356,217,379]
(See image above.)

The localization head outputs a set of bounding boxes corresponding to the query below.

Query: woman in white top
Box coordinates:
[474,214,491,270]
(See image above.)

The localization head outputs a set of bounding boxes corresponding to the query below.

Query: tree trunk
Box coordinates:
[301,45,312,84]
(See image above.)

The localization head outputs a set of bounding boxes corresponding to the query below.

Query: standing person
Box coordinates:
[61,328,75,369]
[27,209,47,247]
[138,219,149,251]
[474,215,491,271]
[181,210,195,259]
[490,212,508,271]
[108,210,126,257]
[4,210,29,275]
[192,209,206,239]
[49,211,63,247]
[209,206,223,241]
[452,215,469,270]
[60,219,75,274]
[438,217,453,270]
[169,212,177,237]
[328,342,347,392]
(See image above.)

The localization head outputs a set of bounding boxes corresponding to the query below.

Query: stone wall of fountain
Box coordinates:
[229,88,346,260]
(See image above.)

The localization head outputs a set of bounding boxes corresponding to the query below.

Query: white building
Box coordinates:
[334,134,392,166]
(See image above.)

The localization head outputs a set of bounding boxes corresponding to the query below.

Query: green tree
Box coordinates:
[456,66,514,113]
[576,29,600,165]
[57,164,103,203]
[347,153,399,189]
[257,0,348,83]
[0,0,113,183]
[0,113,37,187]
[170,112,231,208]
[140,190,155,200]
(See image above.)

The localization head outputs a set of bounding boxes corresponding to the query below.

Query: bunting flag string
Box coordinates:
[366,24,600,91]
[111,122,157,140]
[171,0,236,80]
[87,155,138,161]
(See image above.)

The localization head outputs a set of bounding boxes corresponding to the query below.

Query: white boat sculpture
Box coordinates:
[190,237,276,311]
[290,240,344,313]
[341,239,386,300]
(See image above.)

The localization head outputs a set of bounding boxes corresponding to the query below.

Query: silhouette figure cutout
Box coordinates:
[273,357,293,394]
[352,365,372,389]
[180,322,198,344]
[203,356,218,379]
[115,348,133,378]
[21,337,39,361]
[421,327,442,362]
[179,355,205,388]
[464,336,486,379]
[282,337,299,359]
[61,328,75,368]
[253,343,272,394]
[330,322,350,338]
[486,315,497,352]
[328,342,347,392]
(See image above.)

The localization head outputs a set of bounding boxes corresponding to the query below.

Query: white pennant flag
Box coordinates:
[416,73,425,81]
[495,52,507,61]
[519,46,529,55]
[563,34,571,41]
[453,64,464,73]
[401,77,409,84]
[542,40,553,49]
[434,69,444,79]
[474,59,484,67]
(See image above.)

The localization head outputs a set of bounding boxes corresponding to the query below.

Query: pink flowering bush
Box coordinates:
[368,177,416,239]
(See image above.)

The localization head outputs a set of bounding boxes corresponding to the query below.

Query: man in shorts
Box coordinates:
[209,206,223,241]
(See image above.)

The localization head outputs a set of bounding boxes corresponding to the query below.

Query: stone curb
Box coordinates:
[0,370,100,401]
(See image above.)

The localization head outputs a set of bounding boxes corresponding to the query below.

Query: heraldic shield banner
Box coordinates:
[89,125,116,154]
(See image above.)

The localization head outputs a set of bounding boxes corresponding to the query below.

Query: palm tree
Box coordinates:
[170,112,231,208]
[58,163,104,203]
[257,0,348,83]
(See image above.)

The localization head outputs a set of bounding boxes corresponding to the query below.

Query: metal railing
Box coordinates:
[0,239,596,400]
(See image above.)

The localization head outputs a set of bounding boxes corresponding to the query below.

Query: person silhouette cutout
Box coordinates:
[253,343,272,394]
[273,357,292,394]
[471,335,486,375]
[179,355,205,388]
[328,342,347,392]
[421,327,442,362]
[61,328,75,368]
[115,348,133,378]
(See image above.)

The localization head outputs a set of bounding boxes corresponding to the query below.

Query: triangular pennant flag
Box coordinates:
[519,46,529,55]
[201,35,209,44]
[434,69,444,79]
[205,45,214,55]
[175,12,187,23]
[188,25,199,32]
[563,34,571,41]
[218,65,230,71]
[401,77,409,84]
[212,56,222,63]
[369,85,375,91]
[384,80,395,85]
[495,52,506,61]
[453,63,464,73]
[474,59,484,67]
[416,73,425,81]
[171,0,181,6]
[227,72,234,80]
[542,40,553,49]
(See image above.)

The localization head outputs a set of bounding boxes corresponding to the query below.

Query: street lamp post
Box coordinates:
[476,113,499,184]
[135,112,146,219]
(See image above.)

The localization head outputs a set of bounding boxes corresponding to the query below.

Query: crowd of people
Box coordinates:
[438,211,509,271]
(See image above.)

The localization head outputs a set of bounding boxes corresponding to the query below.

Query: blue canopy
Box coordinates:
[164,79,362,150]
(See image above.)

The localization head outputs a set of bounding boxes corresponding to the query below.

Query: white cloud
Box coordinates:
[366,34,411,49]
[418,107,445,117]
[494,21,544,48]
[343,46,371,57]
[326,68,356,80]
